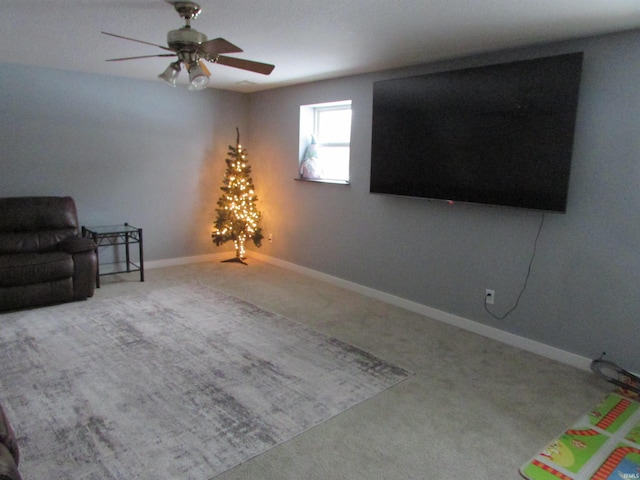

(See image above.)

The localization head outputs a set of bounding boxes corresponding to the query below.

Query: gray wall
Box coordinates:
[0,64,247,261]
[248,29,640,371]
[1,29,638,371]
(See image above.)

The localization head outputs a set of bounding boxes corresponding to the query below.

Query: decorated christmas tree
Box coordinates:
[212,128,263,264]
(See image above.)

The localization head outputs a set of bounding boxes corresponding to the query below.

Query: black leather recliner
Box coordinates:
[0,196,97,312]
[0,403,21,480]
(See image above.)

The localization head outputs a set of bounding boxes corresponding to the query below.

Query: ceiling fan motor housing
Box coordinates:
[167,27,207,51]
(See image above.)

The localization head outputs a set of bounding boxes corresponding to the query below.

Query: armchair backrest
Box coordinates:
[0,196,80,254]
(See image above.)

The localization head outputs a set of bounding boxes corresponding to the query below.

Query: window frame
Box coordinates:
[298,100,352,185]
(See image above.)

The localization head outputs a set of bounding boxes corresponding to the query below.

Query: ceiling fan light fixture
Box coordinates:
[158,61,181,87]
[188,61,209,90]
[103,1,274,91]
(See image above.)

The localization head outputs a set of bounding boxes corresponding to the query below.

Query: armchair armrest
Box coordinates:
[0,405,18,467]
[0,403,21,480]
[61,237,98,300]
[58,237,96,254]
[0,443,21,480]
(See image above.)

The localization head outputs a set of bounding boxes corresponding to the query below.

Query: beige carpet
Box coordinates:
[1,258,611,479]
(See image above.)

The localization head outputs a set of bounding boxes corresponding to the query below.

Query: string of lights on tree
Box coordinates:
[212,128,263,264]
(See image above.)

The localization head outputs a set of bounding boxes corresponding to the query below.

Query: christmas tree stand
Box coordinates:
[221,257,248,266]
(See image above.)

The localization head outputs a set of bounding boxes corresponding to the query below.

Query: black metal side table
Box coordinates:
[82,223,144,288]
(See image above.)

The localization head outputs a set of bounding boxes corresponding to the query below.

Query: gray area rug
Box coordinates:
[0,283,411,479]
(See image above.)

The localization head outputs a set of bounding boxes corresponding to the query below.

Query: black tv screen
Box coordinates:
[370,52,583,212]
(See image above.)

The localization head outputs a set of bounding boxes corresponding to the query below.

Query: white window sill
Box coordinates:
[294,178,350,185]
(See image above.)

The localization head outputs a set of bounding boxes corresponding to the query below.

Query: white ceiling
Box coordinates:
[2,0,640,93]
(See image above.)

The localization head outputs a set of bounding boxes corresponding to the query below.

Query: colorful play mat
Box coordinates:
[520,390,640,479]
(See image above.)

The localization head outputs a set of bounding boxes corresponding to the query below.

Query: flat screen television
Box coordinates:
[370,52,584,212]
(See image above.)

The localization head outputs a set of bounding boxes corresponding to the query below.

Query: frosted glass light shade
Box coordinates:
[158,62,180,87]
[188,63,209,90]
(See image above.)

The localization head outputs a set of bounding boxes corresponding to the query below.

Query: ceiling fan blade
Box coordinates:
[106,54,177,62]
[199,38,243,57]
[215,56,275,75]
[101,31,175,53]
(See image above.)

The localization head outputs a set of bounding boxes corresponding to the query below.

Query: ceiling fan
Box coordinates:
[102,0,275,90]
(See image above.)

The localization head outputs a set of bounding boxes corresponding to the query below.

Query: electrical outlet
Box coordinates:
[268,233,273,242]
[485,289,495,305]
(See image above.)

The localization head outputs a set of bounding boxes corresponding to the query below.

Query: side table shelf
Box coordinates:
[82,223,144,288]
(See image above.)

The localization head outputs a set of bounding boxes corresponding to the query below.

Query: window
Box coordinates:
[299,100,352,184]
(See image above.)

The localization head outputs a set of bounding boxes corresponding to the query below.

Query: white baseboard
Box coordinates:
[145,252,230,270]
[148,251,592,372]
